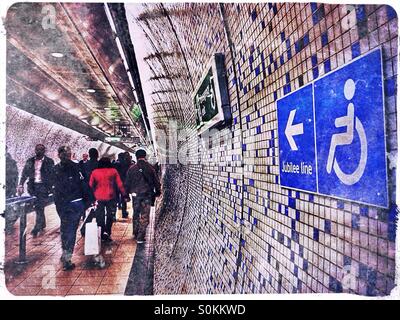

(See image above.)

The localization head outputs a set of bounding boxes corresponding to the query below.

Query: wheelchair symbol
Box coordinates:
[326,79,367,185]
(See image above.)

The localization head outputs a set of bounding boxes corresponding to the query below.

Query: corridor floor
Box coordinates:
[4,204,137,296]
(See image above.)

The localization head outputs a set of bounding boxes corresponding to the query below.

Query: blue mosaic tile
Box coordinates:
[251,9,257,21]
[261,20,266,29]
[299,245,304,257]
[388,205,398,242]
[303,259,308,271]
[296,210,301,221]
[324,59,331,73]
[387,5,397,20]
[352,42,361,59]
[313,67,319,79]
[351,214,360,230]
[313,4,325,25]
[269,53,274,64]
[329,276,343,292]
[310,2,318,12]
[287,49,292,60]
[255,84,260,94]
[385,77,397,97]
[273,4,278,15]
[337,200,345,209]
[313,228,319,241]
[309,194,314,202]
[298,75,304,87]
[283,84,291,94]
[280,55,284,65]
[321,31,328,47]
[290,250,295,262]
[292,230,300,243]
[360,206,369,217]
[291,219,296,230]
[285,72,290,83]
[286,39,291,49]
[324,220,331,234]
[281,32,285,42]
[356,5,366,22]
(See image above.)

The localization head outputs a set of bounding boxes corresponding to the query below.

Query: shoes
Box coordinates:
[62,261,75,271]
[136,239,145,244]
[101,234,113,243]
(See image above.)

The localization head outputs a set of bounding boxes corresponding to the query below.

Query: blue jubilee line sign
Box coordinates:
[277,48,388,207]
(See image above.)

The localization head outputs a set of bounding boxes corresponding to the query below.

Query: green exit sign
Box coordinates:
[105,136,121,142]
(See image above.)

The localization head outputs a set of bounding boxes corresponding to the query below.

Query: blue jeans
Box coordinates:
[56,200,85,255]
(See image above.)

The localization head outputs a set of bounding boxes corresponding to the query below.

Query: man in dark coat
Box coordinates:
[80,148,99,180]
[53,145,94,271]
[114,152,132,218]
[17,144,55,236]
[125,149,161,243]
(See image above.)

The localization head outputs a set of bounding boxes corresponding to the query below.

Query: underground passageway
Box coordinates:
[2,2,399,297]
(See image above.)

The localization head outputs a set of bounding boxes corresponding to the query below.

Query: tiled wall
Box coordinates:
[6,105,124,175]
[132,3,398,295]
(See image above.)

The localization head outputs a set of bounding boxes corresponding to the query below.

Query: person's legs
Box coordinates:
[95,201,106,237]
[137,197,151,242]
[104,200,116,237]
[132,197,141,238]
[32,184,48,233]
[121,197,128,218]
[58,201,84,270]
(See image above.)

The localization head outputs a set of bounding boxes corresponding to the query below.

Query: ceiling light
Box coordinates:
[86,89,96,93]
[51,52,64,58]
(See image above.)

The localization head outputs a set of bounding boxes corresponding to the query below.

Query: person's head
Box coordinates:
[35,144,46,158]
[58,146,72,163]
[135,149,146,160]
[118,152,125,162]
[124,152,132,163]
[98,157,113,168]
[82,153,88,161]
[88,148,99,160]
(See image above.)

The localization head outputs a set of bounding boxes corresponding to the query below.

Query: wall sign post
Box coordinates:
[277,48,388,208]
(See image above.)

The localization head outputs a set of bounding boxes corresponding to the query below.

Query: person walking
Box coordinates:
[53,146,94,271]
[89,157,127,242]
[17,144,55,236]
[80,148,99,180]
[125,149,161,244]
[114,152,132,218]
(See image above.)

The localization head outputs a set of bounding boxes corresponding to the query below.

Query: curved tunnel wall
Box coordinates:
[6,105,124,176]
[135,3,398,295]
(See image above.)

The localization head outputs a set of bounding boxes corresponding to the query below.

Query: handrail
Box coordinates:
[5,195,53,264]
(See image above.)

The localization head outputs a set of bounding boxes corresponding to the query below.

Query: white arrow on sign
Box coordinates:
[285,109,304,151]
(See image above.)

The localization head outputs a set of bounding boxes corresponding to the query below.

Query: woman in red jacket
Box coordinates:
[89,157,126,242]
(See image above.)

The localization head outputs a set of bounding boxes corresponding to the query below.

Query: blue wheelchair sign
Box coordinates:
[277,48,388,207]
[314,48,388,207]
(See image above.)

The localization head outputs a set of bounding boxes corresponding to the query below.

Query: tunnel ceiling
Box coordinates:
[6,2,148,150]
[126,3,197,131]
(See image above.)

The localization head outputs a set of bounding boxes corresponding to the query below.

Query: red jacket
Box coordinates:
[89,168,126,201]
